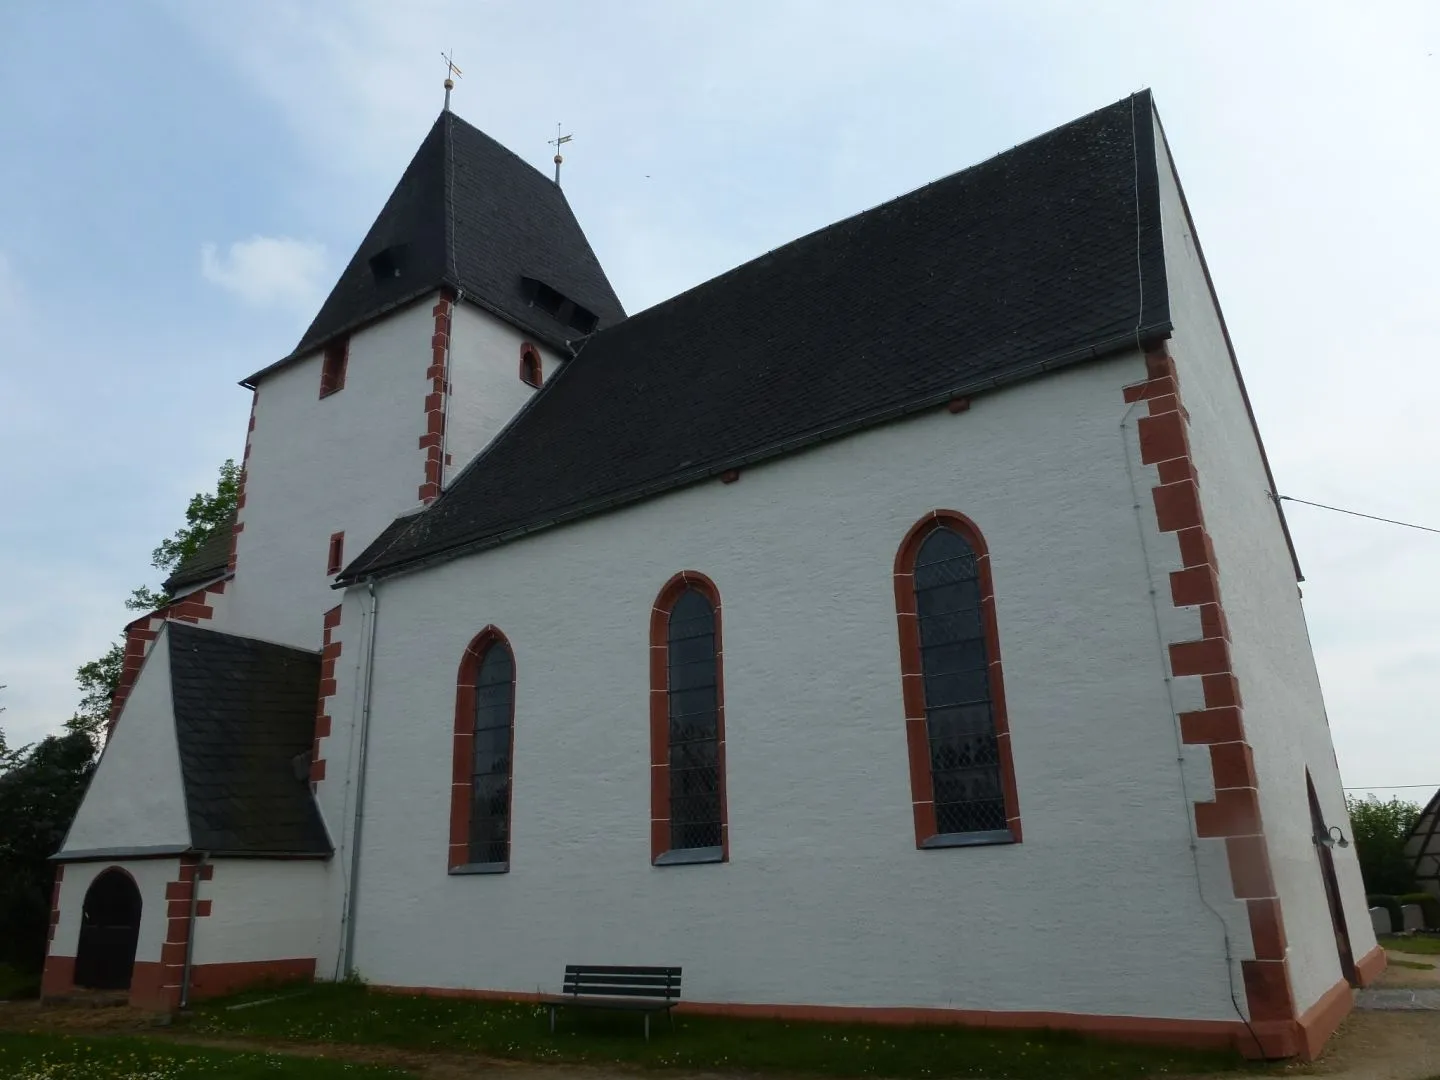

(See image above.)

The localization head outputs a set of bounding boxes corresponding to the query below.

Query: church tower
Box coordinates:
[214,110,624,651]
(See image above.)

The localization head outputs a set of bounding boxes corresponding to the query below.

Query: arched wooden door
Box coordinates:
[73,869,142,990]
[1308,772,1358,986]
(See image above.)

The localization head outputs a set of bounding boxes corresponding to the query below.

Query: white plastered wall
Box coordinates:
[223,294,563,655]
[443,301,566,483]
[224,298,438,650]
[341,353,1250,1022]
[51,859,179,964]
[190,860,327,965]
[60,626,189,855]
[1152,109,1375,1013]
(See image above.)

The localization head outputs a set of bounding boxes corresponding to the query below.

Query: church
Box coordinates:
[41,90,1380,1061]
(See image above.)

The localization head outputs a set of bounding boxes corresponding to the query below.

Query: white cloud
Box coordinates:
[200,235,328,312]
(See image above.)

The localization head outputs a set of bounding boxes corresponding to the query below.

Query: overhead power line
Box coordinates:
[1275,494,1440,536]
[1342,784,1438,791]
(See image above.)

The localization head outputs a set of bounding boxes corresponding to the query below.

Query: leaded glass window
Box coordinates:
[913,526,1005,836]
[469,640,514,866]
[667,589,722,851]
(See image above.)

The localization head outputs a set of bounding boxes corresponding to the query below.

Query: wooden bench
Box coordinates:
[541,964,682,1040]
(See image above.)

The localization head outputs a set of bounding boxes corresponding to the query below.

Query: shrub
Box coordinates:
[1347,796,1422,895]
[1398,892,1440,929]
[1368,894,1402,934]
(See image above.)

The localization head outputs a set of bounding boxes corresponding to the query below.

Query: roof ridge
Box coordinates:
[166,619,323,658]
[445,110,556,186]
[596,90,1154,343]
[441,110,458,285]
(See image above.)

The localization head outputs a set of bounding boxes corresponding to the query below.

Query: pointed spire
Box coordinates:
[252,111,624,382]
[441,50,462,112]
[549,124,572,185]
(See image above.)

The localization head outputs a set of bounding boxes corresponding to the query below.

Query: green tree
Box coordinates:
[125,458,240,613]
[0,731,97,974]
[72,459,240,734]
[1346,794,1422,896]
[69,645,123,742]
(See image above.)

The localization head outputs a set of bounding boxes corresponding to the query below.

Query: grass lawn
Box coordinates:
[0,1033,413,1078]
[0,964,40,1001]
[189,982,1247,1079]
[1390,958,1437,970]
[1379,934,1440,955]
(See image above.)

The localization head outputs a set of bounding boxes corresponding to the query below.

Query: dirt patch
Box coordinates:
[1379,952,1440,990]
[1297,1010,1440,1079]
[0,999,170,1034]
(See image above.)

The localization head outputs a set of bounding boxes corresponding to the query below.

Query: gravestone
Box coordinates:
[1370,906,1393,935]
[1403,904,1426,932]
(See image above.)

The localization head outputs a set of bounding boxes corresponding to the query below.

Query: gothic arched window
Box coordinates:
[894,511,1020,848]
[650,572,728,865]
[449,628,515,872]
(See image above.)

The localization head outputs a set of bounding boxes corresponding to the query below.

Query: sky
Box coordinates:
[0,1,1436,804]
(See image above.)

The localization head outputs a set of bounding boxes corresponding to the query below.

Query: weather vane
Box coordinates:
[549,123,573,185]
[441,50,462,112]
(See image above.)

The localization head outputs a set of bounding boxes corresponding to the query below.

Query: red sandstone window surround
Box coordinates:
[319,337,349,397]
[650,571,728,865]
[449,627,516,873]
[519,343,543,388]
[326,532,345,576]
[893,510,1021,848]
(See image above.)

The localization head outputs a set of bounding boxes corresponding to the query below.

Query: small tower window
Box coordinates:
[519,343,543,389]
[521,277,600,335]
[367,243,407,283]
[320,337,349,398]
[327,531,345,576]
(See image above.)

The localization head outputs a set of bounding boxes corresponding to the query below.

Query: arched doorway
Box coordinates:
[1307,772,1357,986]
[74,868,142,990]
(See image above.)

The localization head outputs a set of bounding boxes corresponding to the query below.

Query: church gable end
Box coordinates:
[60,625,190,858]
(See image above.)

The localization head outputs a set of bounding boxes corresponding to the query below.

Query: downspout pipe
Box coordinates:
[178,851,208,1010]
[341,580,381,978]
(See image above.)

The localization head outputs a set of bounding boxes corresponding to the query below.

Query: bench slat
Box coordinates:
[563,965,680,976]
[563,983,678,997]
[565,974,679,988]
[543,994,676,1011]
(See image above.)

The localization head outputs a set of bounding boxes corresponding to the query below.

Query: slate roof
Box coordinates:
[244,112,625,385]
[168,622,331,856]
[162,515,235,595]
[343,91,1170,582]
